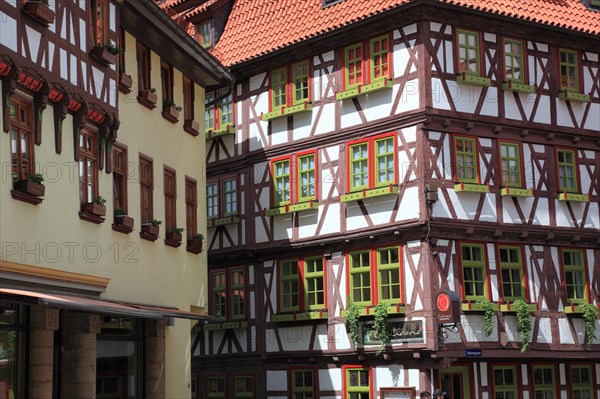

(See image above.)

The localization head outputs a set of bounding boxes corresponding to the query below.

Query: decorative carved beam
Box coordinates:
[48,83,69,154]
[1,58,18,134]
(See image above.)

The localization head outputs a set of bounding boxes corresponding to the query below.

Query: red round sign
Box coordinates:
[437,293,450,312]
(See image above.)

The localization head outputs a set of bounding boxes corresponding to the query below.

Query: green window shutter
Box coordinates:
[557,149,578,192]
[559,49,579,91]
[279,260,300,312]
[222,178,237,216]
[503,39,524,83]
[499,142,522,187]
[349,251,372,305]
[345,43,363,89]
[457,30,481,76]
[460,243,487,300]
[370,35,390,81]
[377,247,401,303]
[498,246,525,301]
[455,137,478,183]
[230,269,245,319]
[211,272,226,319]
[271,67,288,108]
[304,258,325,310]
[562,249,587,303]
[533,366,557,399]
[292,60,309,105]
[273,159,291,206]
[492,366,519,399]
[374,136,395,186]
[346,368,370,399]
[297,153,316,202]
[350,142,369,191]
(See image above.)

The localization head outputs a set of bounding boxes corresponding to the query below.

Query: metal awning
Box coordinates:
[0,288,212,321]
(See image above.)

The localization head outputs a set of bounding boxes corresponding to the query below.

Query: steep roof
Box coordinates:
[211,0,600,67]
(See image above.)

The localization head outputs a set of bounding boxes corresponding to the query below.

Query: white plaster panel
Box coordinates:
[445,190,496,222]
[585,52,599,62]
[313,327,329,351]
[271,325,317,352]
[248,264,254,285]
[431,78,452,110]
[60,10,67,39]
[255,216,268,243]
[346,196,394,230]
[445,41,454,73]
[397,79,420,113]
[1,13,17,52]
[297,210,318,238]
[461,314,498,342]
[522,365,529,386]
[584,102,600,131]
[109,3,115,31]
[403,23,418,36]
[536,317,552,344]
[334,323,351,350]
[266,371,287,391]
[273,214,293,240]
[558,318,575,344]
[319,203,341,235]
[320,368,342,391]
[555,201,588,228]
[69,13,76,45]
[320,49,335,63]
[501,196,542,225]
[584,66,597,93]
[270,117,287,146]
[249,121,267,152]
[109,78,116,107]
[376,365,404,387]
[359,89,395,122]
[69,54,77,85]
[430,22,442,32]
[395,187,420,221]
[48,42,55,71]
[25,26,41,63]
[556,99,575,128]
[394,43,411,79]
[559,364,566,385]
[292,110,312,140]
[529,95,551,124]
[92,66,104,98]
[79,18,87,52]
[314,102,336,135]
[502,315,518,342]
[484,32,496,43]
[249,72,266,94]
[480,363,488,386]
[454,84,484,114]
[221,224,238,248]
[340,100,363,129]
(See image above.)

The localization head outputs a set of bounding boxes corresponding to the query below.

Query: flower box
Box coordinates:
[166,231,182,242]
[114,215,134,228]
[184,119,200,136]
[261,102,313,121]
[500,187,533,197]
[335,78,393,101]
[186,238,203,254]
[91,46,116,66]
[461,301,499,312]
[340,184,399,203]
[13,180,45,197]
[162,106,180,123]
[499,302,538,312]
[82,203,106,217]
[558,90,590,103]
[23,2,55,25]
[119,73,133,93]
[558,192,589,202]
[141,224,159,236]
[454,182,490,193]
[501,81,536,94]
[137,90,157,109]
[456,73,491,87]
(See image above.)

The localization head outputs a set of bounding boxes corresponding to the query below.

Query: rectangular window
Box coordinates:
[230,268,246,320]
[207,177,239,220]
[183,76,195,121]
[185,178,197,240]
[292,60,310,105]
[136,42,151,92]
[492,366,519,399]
[348,247,403,307]
[556,148,578,192]
[279,260,300,312]
[234,376,253,399]
[273,158,291,206]
[297,153,316,202]
[370,35,390,81]
[207,182,219,220]
[377,247,402,303]
[503,38,525,83]
[569,365,594,399]
[290,369,315,399]
[164,168,176,232]
[205,90,234,132]
[79,129,98,205]
[218,89,233,128]
[349,251,372,306]
[112,144,128,212]
[269,60,311,111]
[454,136,479,183]
[139,156,153,224]
[532,365,557,399]
[161,61,173,105]
[559,49,580,92]
[206,375,225,398]
[197,19,213,49]
[499,142,523,188]
[561,249,587,304]
[222,178,237,216]
[498,246,525,301]
[271,151,318,208]
[344,367,370,399]
[271,67,287,108]
[457,30,481,75]
[460,243,487,300]
[304,258,325,310]
[211,271,226,319]
[205,93,215,131]
[348,134,396,193]
[91,0,107,47]
[9,96,34,182]
[341,35,391,92]
[344,43,364,89]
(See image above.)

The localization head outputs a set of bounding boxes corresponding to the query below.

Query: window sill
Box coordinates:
[11,190,43,205]
[564,303,598,314]
[265,200,319,216]
[186,239,203,254]
[164,238,182,248]
[335,78,393,101]
[558,91,590,103]
[341,304,406,317]
[22,3,55,25]
[184,119,200,136]
[558,192,589,202]
[456,73,491,87]
[271,310,328,322]
[118,73,133,94]
[206,124,235,140]
[205,320,248,331]
[137,90,157,110]
[261,102,312,121]
[207,215,239,227]
[502,81,536,94]
[161,106,180,124]
[499,302,538,313]
[454,182,490,193]
[79,211,105,224]
[112,223,133,234]
[461,301,500,312]
[90,46,117,66]
[500,187,533,197]
[340,184,399,203]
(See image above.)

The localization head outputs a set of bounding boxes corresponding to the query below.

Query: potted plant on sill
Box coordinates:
[14,173,45,197]
[166,227,184,243]
[113,208,134,228]
[23,0,55,25]
[184,119,200,135]
[91,40,123,65]
[118,63,133,91]
[139,88,158,105]
[142,219,161,236]
[162,99,182,120]
[82,195,107,216]
[187,233,203,253]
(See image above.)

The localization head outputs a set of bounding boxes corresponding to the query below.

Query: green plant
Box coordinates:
[345,300,362,345]
[172,227,185,234]
[513,299,532,352]
[163,99,182,111]
[104,41,124,55]
[191,233,203,240]
[581,302,600,348]
[150,219,162,226]
[114,208,127,216]
[27,173,44,184]
[94,195,106,206]
[372,302,390,355]
[149,88,157,93]
[478,298,496,337]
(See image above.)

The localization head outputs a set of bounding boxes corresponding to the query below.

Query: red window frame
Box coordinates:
[344,246,405,307]
[342,365,374,399]
[112,143,128,212]
[345,132,397,193]
[9,95,35,182]
[268,59,312,111]
[497,139,526,188]
[270,150,319,207]
[287,366,318,399]
[501,36,529,84]
[554,146,582,194]
[340,33,393,92]
[183,76,195,122]
[209,266,248,321]
[276,256,328,313]
[136,42,151,92]
[163,166,176,232]
[566,362,597,399]
[185,177,197,240]
[79,128,99,205]
[495,244,530,303]
[457,241,492,301]
[451,134,482,184]
[139,154,153,224]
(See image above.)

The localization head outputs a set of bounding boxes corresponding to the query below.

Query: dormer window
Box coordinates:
[196,19,214,49]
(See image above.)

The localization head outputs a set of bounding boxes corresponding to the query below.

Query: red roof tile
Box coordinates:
[212,0,600,67]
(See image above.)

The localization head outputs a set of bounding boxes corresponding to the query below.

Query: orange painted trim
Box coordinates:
[0,260,110,289]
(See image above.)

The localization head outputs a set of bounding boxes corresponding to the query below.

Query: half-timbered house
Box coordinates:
[163,0,600,398]
[0,1,232,398]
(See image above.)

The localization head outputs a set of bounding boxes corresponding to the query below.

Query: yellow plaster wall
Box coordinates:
[0,31,208,399]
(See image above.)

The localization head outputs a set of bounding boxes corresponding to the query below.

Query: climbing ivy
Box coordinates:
[478,298,496,337]
[346,301,362,345]
[581,303,600,348]
[372,302,390,355]
[513,299,532,352]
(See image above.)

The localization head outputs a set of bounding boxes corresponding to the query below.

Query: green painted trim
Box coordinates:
[335,78,393,101]
[456,73,491,87]
[261,102,313,121]
[341,304,405,317]
[591,0,600,6]
[558,192,589,202]
[271,310,328,322]
[558,91,590,103]
[500,187,533,197]
[502,81,536,94]
[454,183,490,193]
[207,215,240,227]
[205,124,235,140]
[265,206,288,216]
[265,201,319,216]
[499,302,538,312]
[461,301,500,312]
[340,184,399,203]
[564,304,594,314]
[204,320,248,331]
